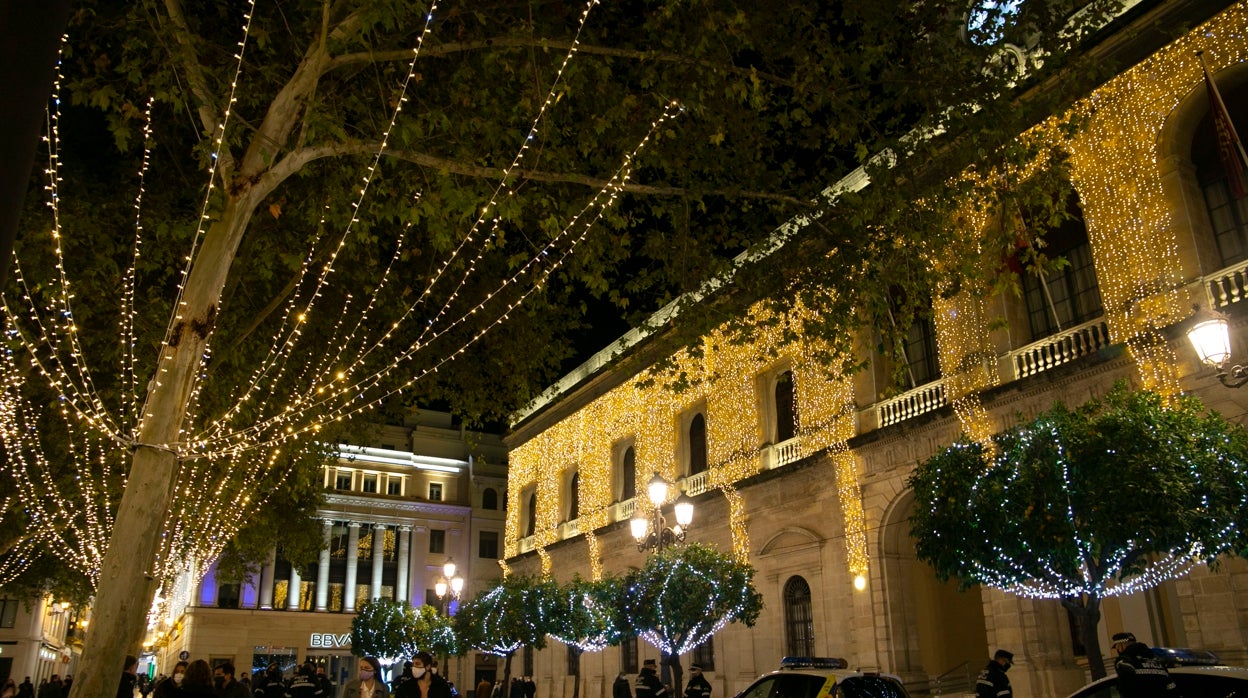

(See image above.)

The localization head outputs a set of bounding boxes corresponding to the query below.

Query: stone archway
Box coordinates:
[878,489,988,686]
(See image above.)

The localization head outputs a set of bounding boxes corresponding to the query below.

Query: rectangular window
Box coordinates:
[429,482,443,501]
[362,474,378,493]
[335,471,353,490]
[0,598,16,628]
[479,531,499,559]
[430,529,446,554]
[692,637,715,671]
[620,636,638,673]
[387,477,403,496]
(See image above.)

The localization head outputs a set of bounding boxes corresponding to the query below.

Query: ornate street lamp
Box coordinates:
[630,472,694,553]
[1186,305,1248,388]
[435,558,465,613]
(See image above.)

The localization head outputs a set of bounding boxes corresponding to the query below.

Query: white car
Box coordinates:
[735,657,911,698]
[1065,649,1248,698]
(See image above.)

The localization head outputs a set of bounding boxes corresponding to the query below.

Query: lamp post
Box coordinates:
[630,472,694,553]
[1186,305,1248,388]
[434,558,464,689]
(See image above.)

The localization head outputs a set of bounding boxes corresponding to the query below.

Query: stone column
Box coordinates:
[397,525,412,603]
[344,522,362,612]
[371,524,386,599]
[286,565,302,610]
[315,519,333,612]
[411,525,430,606]
[258,546,277,610]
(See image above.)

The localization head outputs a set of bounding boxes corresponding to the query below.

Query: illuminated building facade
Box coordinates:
[149,411,508,694]
[502,3,1248,697]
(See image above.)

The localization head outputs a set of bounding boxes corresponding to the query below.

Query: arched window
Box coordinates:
[688,413,708,475]
[621,446,637,501]
[482,488,498,510]
[784,576,815,657]
[524,491,537,537]
[1193,80,1248,267]
[775,371,798,443]
[568,472,580,521]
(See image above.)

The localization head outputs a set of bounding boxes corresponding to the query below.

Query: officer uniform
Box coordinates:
[1112,632,1179,697]
[683,665,711,698]
[634,660,666,698]
[974,649,1013,698]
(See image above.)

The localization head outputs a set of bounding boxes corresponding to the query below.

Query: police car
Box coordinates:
[1065,648,1248,698]
[735,657,911,698]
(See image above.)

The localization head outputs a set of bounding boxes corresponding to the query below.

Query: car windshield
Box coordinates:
[833,677,908,698]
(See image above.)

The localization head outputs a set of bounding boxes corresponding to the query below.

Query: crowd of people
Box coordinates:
[15,655,717,698]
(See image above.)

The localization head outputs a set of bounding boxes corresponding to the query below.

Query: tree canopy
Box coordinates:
[351,598,422,666]
[619,543,762,695]
[908,384,1248,678]
[456,575,556,687]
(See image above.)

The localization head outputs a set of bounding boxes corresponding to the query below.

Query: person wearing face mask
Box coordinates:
[974,649,1013,698]
[252,664,285,698]
[212,662,249,698]
[155,661,190,698]
[392,652,452,698]
[181,660,217,698]
[344,657,389,698]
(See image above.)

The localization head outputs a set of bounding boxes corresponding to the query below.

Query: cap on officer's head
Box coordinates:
[1112,632,1136,644]
[690,664,702,672]
[642,660,657,669]
[993,649,1014,662]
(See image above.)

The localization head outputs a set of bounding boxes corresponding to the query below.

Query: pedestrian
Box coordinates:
[392,651,453,698]
[214,661,250,698]
[521,677,533,698]
[1111,632,1179,696]
[634,660,666,698]
[683,665,710,698]
[612,673,631,698]
[181,660,217,698]
[60,678,70,696]
[285,663,324,698]
[475,677,492,698]
[155,662,189,698]
[974,650,1013,698]
[392,663,414,693]
[343,656,389,698]
[40,676,62,698]
[252,664,285,698]
[314,666,333,697]
[119,656,140,698]
[3,678,19,698]
[17,677,33,698]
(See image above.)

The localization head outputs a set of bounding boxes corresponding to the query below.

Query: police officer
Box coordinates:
[683,664,710,698]
[1112,632,1179,697]
[634,660,666,698]
[975,649,1013,698]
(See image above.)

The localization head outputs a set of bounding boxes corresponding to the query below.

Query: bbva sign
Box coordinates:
[310,633,352,648]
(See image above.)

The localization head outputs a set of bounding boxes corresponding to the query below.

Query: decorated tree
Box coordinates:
[351,598,420,669]
[456,576,557,689]
[547,576,626,698]
[908,384,1248,678]
[411,603,459,661]
[619,544,763,696]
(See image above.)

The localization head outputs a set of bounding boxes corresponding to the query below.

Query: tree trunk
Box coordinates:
[571,648,582,698]
[1063,594,1106,680]
[502,652,514,695]
[663,651,683,698]
[68,199,258,698]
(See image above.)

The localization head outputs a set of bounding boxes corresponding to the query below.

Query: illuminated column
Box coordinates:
[315,519,333,612]
[397,525,412,603]
[258,547,277,610]
[286,566,302,611]
[344,522,361,612]
[371,524,386,599]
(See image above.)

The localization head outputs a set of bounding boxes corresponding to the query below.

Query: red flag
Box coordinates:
[1201,53,1248,200]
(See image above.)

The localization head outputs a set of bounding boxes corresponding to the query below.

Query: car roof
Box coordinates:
[756,658,906,684]
[1064,661,1248,697]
